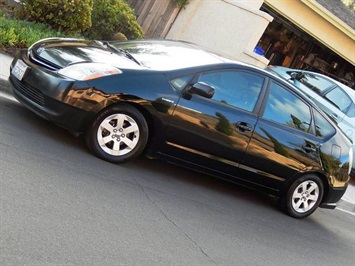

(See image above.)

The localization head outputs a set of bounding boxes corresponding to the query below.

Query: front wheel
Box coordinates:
[280,175,324,219]
[86,104,148,163]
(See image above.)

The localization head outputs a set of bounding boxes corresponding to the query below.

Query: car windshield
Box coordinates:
[110,40,225,70]
[285,71,354,114]
[291,72,333,94]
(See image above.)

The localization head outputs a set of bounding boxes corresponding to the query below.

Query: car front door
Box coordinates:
[161,69,265,179]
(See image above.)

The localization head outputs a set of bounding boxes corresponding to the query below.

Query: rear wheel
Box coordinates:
[86,104,148,163]
[280,174,324,218]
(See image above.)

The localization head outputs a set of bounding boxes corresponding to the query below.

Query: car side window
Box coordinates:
[313,109,335,138]
[263,82,312,133]
[346,102,355,117]
[197,70,264,112]
[323,87,351,113]
[170,75,194,91]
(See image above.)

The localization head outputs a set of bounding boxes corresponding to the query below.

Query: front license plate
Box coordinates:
[11,59,29,81]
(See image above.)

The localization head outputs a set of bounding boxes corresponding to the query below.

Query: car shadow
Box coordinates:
[0,97,288,216]
[121,155,279,210]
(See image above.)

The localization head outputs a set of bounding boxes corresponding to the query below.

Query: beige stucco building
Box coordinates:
[167,0,272,67]
[165,0,354,87]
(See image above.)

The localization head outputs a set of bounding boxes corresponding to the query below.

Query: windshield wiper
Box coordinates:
[102,41,141,66]
[288,71,306,81]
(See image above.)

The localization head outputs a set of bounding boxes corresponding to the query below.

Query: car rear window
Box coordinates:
[324,87,352,113]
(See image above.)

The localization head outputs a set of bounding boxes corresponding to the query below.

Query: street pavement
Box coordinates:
[0,52,354,214]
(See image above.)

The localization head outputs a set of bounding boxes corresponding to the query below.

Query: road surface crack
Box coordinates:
[132,175,217,265]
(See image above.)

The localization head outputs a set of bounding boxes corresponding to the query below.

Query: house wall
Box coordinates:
[166,0,273,67]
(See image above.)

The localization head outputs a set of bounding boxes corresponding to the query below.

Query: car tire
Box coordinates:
[86,104,148,163]
[280,174,324,219]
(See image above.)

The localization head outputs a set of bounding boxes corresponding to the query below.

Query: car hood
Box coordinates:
[29,38,142,70]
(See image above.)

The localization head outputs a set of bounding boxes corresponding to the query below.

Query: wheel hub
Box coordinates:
[291,180,320,213]
[96,113,140,156]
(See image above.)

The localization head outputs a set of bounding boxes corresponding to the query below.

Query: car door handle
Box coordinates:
[303,145,317,153]
[330,113,338,121]
[235,122,252,132]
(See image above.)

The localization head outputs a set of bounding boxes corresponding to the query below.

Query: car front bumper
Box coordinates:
[8,52,96,133]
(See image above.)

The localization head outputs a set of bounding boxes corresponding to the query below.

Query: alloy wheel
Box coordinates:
[96,113,140,156]
[291,180,320,213]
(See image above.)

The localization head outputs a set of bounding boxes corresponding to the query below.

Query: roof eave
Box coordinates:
[301,0,355,40]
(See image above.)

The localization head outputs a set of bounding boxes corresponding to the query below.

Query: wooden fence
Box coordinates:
[126,0,181,38]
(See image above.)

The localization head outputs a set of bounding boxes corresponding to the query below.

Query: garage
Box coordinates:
[257,0,354,88]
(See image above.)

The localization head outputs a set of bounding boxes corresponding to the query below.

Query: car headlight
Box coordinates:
[58,63,122,81]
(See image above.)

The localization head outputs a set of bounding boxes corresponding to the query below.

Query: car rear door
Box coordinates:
[240,80,322,189]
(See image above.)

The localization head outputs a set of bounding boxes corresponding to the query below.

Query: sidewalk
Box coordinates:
[0,53,12,92]
[338,178,355,213]
[0,52,354,214]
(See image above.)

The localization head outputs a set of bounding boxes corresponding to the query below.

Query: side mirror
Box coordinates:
[189,82,215,99]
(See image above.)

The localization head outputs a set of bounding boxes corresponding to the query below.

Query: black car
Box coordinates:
[9,38,353,218]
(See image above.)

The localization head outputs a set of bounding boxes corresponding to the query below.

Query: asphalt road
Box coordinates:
[0,85,354,265]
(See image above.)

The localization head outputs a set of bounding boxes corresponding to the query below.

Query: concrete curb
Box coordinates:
[337,198,355,213]
[0,77,9,93]
[337,179,355,214]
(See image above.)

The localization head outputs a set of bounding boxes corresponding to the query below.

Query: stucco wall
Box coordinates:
[166,0,273,67]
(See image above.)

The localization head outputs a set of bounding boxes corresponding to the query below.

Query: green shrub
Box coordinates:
[84,0,143,40]
[19,0,93,33]
[174,0,189,8]
[0,13,69,48]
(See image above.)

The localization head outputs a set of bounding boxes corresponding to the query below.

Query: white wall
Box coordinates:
[166,0,273,67]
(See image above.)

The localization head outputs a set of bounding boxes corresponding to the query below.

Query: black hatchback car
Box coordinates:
[9,38,353,218]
